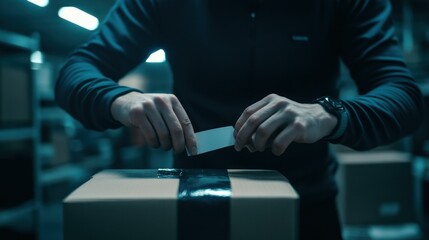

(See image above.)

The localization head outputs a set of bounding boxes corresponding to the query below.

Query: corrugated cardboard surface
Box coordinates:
[64,169,299,240]
[229,170,298,240]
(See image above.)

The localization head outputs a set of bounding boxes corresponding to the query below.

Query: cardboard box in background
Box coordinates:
[51,130,70,167]
[336,151,414,226]
[63,169,299,240]
[0,63,32,127]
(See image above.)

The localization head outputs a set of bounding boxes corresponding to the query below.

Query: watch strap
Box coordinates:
[314,97,348,140]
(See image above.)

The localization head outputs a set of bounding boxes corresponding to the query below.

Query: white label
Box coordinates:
[187,126,235,156]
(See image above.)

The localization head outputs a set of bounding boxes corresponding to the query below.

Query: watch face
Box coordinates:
[326,97,345,112]
[332,100,345,111]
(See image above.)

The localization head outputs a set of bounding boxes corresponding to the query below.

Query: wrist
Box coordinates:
[313,103,338,139]
[110,91,139,124]
[313,96,347,140]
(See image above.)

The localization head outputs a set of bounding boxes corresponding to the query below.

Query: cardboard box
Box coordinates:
[336,151,414,225]
[0,63,32,126]
[63,169,299,240]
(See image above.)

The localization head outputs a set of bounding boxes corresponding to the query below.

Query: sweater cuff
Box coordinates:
[102,86,143,129]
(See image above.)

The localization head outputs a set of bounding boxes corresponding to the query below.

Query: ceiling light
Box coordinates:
[31,51,43,64]
[27,0,49,7]
[58,7,99,31]
[146,49,166,63]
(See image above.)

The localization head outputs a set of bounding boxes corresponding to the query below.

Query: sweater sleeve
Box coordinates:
[55,0,162,130]
[332,0,424,150]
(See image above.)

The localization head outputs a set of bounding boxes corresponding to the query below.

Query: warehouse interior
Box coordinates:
[0,0,429,239]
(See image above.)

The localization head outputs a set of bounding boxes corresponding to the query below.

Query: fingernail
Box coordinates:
[234,144,241,151]
[192,146,198,156]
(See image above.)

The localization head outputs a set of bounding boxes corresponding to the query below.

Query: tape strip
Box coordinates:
[157,169,231,240]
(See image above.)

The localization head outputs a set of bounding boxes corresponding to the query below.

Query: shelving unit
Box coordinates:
[36,57,114,188]
[0,29,42,239]
[0,128,36,141]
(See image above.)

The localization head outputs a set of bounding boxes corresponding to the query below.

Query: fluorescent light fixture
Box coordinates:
[31,51,43,64]
[58,7,99,31]
[146,49,166,63]
[27,0,49,7]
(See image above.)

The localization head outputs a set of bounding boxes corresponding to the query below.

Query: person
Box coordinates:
[55,0,424,239]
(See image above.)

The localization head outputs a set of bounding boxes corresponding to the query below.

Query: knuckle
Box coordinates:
[235,120,243,129]
[181,117,192,127]
[154,95,169,106]
[273,100,286,108]
[283,107,295,115]
[141,101,153,110]
[243,108,253,117]
[256,126,269,138]
[293,120,306,131]
[129,105,143,117]
[171,126,183,137]
[268,93,277,99]
[165,94,178,106]
[247,116,259,127]
[169,94,178,101]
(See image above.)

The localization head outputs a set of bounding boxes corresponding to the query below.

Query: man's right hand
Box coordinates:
[111,92,197,155]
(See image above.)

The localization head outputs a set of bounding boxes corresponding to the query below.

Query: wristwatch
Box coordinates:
[314,96,348,140]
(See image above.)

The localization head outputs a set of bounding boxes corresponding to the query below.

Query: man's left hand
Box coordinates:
[234,94,338,156]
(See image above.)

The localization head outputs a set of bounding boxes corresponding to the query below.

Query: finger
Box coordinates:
[246,134,257,152]
[271,125,298,156]
[145,102,172,150]
[129,107,160,148]
[252,111,291,152]
[234,96,271,137]
[234,102,279,151]
[159,105,185,154]
[172,98,197,155]
[137,131,147,147]
[245,144,257,153]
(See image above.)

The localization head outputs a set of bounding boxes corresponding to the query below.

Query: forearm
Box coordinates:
[55,59,141,130]
[332,78,424,150]
[55,0,162,130]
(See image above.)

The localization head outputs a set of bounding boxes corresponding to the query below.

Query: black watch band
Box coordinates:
[314,96,347,140]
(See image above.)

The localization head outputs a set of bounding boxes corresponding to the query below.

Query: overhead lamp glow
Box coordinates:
[58,7,99,31]
[31,51,43,64]
[146,49,166,63]
[27,0,49,7]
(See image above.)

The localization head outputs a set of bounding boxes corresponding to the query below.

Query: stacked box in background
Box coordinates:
[0,61,32,127]
[336,151,414,226]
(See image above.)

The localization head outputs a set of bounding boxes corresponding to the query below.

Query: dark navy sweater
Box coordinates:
[55,0,424,205]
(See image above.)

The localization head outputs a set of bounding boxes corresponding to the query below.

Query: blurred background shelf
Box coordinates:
[0,202,36,227]
[0,28,42,240]
[0,128,36,142]
[0,29,38,52]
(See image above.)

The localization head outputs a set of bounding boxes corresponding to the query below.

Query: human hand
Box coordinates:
[234,94,338,156]
[111,92,197,155]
